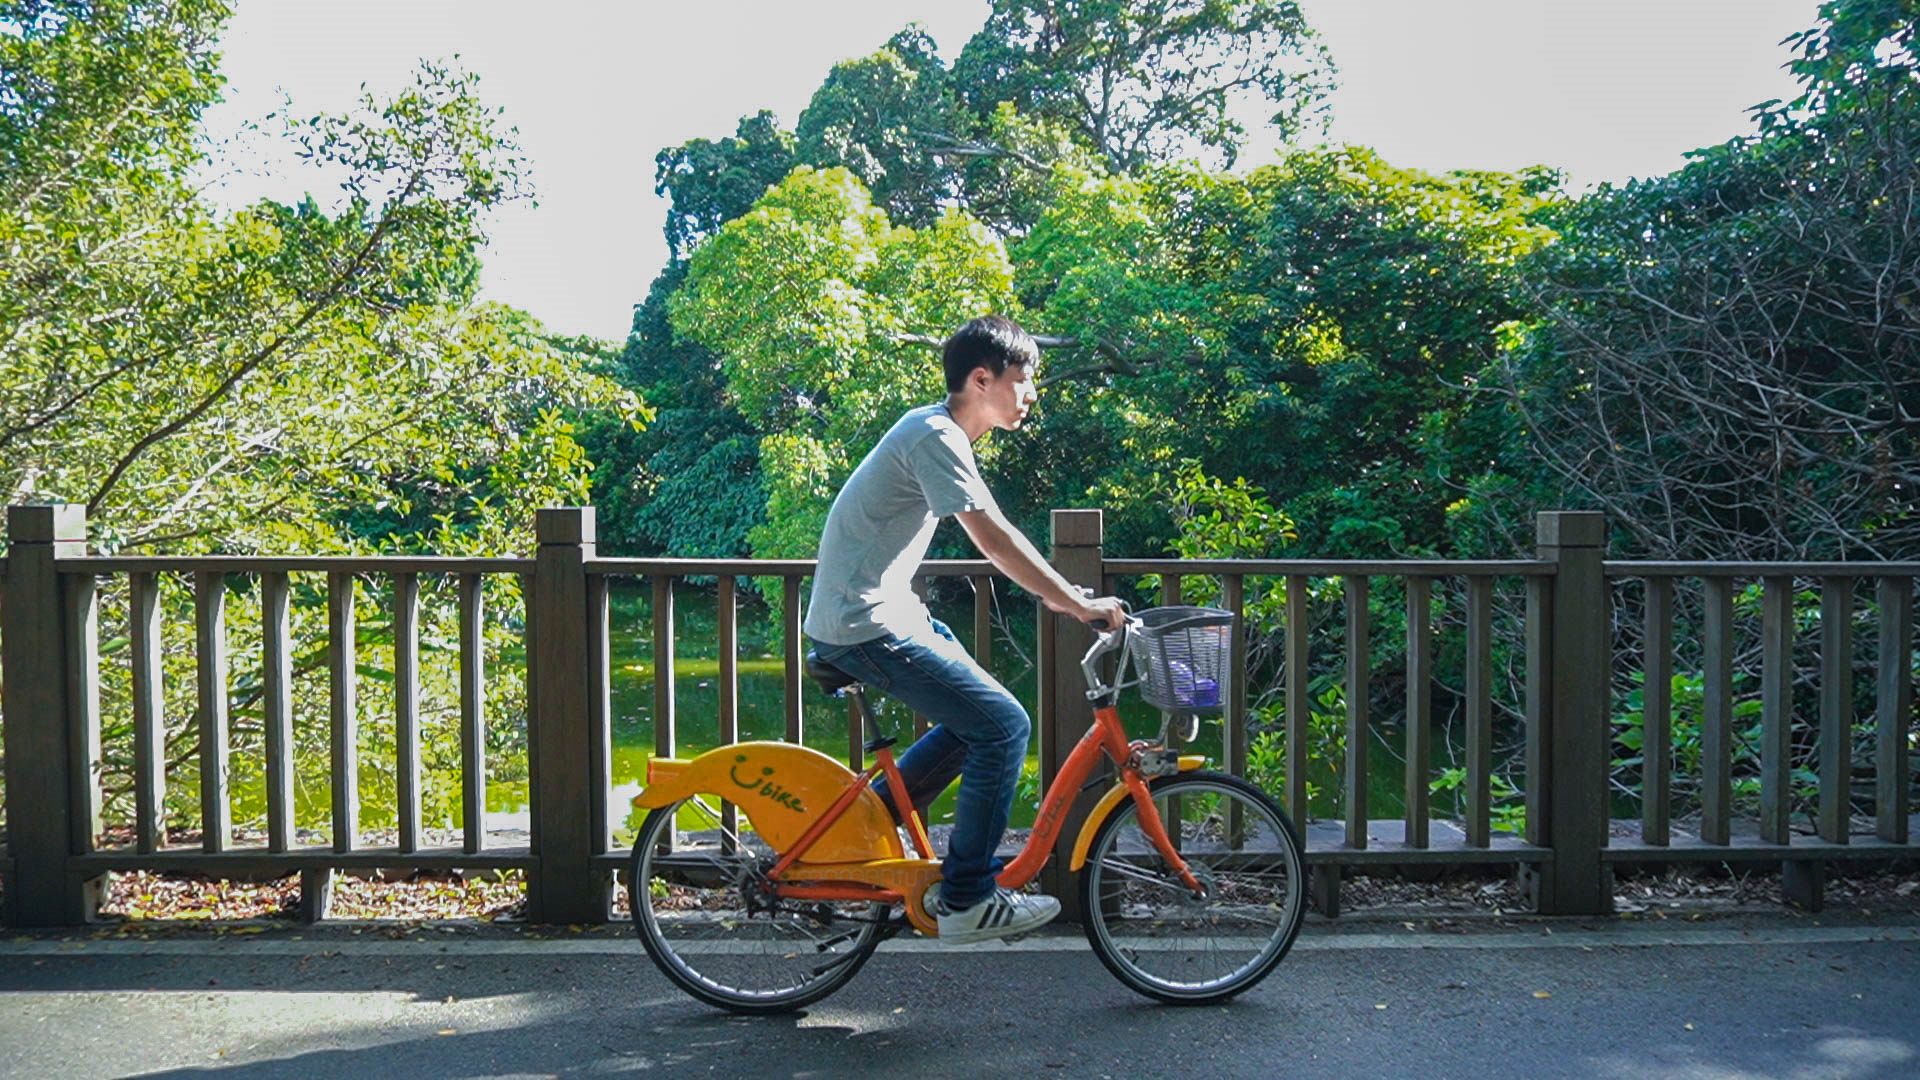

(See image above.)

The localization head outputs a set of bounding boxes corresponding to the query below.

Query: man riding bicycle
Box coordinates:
[804,315,1128,944]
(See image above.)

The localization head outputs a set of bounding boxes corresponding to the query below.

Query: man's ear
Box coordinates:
[968,366,993,394]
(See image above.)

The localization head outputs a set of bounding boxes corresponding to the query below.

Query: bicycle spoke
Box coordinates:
[1093,856,1190,891]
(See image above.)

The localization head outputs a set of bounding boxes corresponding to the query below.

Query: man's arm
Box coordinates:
[955,507,1127,628]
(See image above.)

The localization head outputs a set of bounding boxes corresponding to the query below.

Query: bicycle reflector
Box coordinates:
[1128,606,1235,713]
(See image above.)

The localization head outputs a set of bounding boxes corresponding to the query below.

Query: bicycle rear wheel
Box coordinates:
[630,795,884,1014]
[1079,772,1305,1004]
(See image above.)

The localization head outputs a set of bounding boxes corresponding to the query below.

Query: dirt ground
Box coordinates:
[0,859,1885,928]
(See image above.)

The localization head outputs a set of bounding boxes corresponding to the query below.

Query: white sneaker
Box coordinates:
[929,886,1061,945]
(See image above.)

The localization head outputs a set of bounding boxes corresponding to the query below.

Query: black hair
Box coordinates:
[942,314,1039,392]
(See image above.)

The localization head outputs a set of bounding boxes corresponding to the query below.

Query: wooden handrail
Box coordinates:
[1607,561,1920,576]
[1107,558,1553,576]
[56,555,531,573]
[584,557,999,576]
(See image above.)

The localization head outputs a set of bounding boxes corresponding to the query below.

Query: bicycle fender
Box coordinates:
[1067,755,1208,872]
[635,742,904,864]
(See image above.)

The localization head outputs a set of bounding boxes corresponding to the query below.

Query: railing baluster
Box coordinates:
[1223,574,1248,844]
[1701,577,1734,846]
[262,571,293,853]
[459,573,486,854]
[1285,575,1310,826]
[911,575,930,738]
[329,572,358,852]
[1642,577,1673,846]
[1223,574,1248,779]
[1466,576,1493,848]
[1819,576,1854,845]
[784,575,803,744]
[848,696,864,771]
[1404,576,1432,849]
[131,571,166,853]
[65,571,101,855]
[972,574,993,668]
[1524,574,1551,849]
[718,573,739,846]
[650,574,674,855]
[194,571,230,853]
[1876,576,1912,844]
[521,572,540,855]
[652,575,675,759]
[1160,573,1185,843]
[394,572,420,854]
[1344,575,1369,849]
[1160,572,1185,741]
[588,572,611,855]
[1759,576,1794,845]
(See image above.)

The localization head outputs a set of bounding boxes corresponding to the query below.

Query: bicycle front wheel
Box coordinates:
[630,795,884,1014]
[1079,772,1305,1004]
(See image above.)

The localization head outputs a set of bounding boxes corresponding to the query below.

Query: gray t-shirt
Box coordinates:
[804,403,997,645]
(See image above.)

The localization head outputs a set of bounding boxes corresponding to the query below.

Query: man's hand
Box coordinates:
[1076,595,1129,632]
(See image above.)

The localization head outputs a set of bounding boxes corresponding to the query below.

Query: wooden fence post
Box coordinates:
[1535,511,1611,915]
[1039,509,1104,916]
[526,507,607,923]
[2,504,104,926]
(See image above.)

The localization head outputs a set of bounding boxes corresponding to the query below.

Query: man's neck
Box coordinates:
[942,394,992,443]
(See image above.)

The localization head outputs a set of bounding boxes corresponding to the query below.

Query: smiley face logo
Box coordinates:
[729,753,774,790]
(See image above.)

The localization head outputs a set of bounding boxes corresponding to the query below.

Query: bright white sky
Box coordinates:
[201,0,1817,340]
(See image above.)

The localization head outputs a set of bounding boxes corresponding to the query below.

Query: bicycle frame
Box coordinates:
[763,697,1202,915]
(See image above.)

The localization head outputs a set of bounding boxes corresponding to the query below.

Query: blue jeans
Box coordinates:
[809,618,1030,909]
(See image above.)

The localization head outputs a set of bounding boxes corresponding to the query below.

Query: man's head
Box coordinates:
[943,315,1039,392]
[943,315,1040,433]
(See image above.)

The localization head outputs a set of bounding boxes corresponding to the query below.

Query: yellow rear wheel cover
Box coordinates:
[636,742,904,864]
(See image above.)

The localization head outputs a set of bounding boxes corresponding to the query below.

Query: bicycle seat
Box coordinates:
[804,649,862,695]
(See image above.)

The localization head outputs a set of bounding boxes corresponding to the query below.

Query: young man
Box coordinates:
[804,315,1127,945]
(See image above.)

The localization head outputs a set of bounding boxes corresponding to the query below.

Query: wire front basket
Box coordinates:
[1127,606,1235,715]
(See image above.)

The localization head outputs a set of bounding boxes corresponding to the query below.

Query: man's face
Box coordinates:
[984,362,1039,431]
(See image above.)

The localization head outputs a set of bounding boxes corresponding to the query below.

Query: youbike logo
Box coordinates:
[728,754,806,814]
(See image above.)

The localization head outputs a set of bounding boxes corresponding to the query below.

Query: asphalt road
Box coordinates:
[2,914,1917,1079]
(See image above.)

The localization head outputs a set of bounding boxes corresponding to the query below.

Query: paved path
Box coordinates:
[3,913,1918,1078]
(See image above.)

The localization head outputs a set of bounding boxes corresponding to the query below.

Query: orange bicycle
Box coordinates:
[627,606,1306,1013]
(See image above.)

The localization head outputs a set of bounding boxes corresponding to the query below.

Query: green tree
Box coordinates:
[953,0,1335,172]
[796,26,968,227]
[655,110,798,263]
[668,166,1017,561]
[1499,0,1919,560]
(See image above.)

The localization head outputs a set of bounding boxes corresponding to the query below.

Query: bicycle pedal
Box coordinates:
[1001,932,1032,945]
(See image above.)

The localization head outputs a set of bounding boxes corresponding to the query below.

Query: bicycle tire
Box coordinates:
[629,797,884,1014]
[1079,771,1305,1004]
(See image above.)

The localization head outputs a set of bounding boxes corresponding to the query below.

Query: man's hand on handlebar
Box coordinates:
[1077,595,1129,633]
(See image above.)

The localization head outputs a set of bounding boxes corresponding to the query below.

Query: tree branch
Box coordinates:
[911,130,1049,172]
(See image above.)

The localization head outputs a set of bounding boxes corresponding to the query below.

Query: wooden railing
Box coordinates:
[1600,562,1918,909]
[2,504,1915,926]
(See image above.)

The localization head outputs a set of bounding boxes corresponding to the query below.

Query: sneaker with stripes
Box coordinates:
[929,885,1061,944]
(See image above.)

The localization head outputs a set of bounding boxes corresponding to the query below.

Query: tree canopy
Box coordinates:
[1,0,644,557]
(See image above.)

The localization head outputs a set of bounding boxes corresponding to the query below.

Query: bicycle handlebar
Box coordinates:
[1079,613,1135,701]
